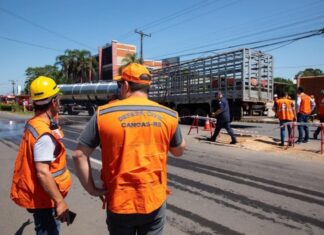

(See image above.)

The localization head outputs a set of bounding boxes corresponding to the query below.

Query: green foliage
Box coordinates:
[23,49,98,93]
[273,77,296,99]
[294,68,323,79]
[24,65,64,94]
[118,53,141,74]
[0,103,23,112]
[274,77,294,84]
[55,49,98,83]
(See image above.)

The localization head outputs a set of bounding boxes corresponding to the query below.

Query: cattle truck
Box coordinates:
[150,48,274,120]
[59,48,273,120]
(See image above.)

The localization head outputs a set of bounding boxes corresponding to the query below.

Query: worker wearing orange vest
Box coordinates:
[73,63,186,234]
[274,92,296,146]
[295,86,316,144]
[313,95,324,139]
[10,76,72,234]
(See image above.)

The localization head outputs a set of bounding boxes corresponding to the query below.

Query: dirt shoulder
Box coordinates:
[182,125,324,162]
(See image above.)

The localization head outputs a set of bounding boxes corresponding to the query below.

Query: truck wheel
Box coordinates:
[178,107,191,124]
[88,106,96,116]
[67,107,79,115]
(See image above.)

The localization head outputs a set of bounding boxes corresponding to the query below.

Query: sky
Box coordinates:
[0,0,323,95]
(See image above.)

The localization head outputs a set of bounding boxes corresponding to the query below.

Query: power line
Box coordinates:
[154,27,324,59]
[0,35,64,52]
[0,7,95,50]
[117,0,217,41]
[149,0,240,36]
[152,15,324,59]
[276,64,324,69]
[251,29,324,50]
[146,1,324,59]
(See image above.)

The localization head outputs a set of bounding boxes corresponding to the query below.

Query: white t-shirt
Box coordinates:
[33,134,57,162]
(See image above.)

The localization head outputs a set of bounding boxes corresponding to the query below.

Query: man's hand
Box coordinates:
[213,109,222,117]
[55,200,69,223]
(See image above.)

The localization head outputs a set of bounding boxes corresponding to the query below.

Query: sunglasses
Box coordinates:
[117,81,125,88]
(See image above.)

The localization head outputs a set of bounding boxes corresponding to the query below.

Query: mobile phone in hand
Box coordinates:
[68,210,77,225]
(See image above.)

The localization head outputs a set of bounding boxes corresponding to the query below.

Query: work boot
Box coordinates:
[230,138,237,144]
[207,137,216,142]
[279,143,284,146]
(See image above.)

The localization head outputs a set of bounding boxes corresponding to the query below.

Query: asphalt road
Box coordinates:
[1,112,324,235]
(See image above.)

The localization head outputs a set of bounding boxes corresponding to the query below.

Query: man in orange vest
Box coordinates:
[313,95,324,139]
[295,87,316,143]
[274,92,296,146]
[73,63,186,234]
[10,76,72,234]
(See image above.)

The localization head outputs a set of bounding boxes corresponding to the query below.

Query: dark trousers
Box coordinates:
[314,118,324,138]
[297,113,309,141]
[27,208,60,235]
[106,202,166,235]
[211,120,236,141]
[279,120,292,144]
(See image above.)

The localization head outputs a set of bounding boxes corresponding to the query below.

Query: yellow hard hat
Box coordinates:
[30,76,60,105]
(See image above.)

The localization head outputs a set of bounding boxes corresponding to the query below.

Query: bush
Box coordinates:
[0,103,13,111]
[0,103,23,112]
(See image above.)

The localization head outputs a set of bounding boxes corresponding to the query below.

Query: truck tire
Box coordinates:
[231,106,243,121]
[67,107,79,115]
[178,107,191,124]
[88,106,96,116]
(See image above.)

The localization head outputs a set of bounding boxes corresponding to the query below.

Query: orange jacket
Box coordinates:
[276,98,294,121]
[10,116,71,209]
[97,97,179,214]
[299,94,312,115]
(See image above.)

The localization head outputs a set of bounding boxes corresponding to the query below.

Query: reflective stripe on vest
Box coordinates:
[26,123,67,178]
[99,105,177,118]
[25,123,39,139]
[52,166,67,177]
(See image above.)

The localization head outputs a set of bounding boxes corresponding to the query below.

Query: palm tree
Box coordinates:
[56,49,97,83]
[118,53,141,74]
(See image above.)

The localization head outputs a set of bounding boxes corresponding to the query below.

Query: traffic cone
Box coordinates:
[204,115,211,131]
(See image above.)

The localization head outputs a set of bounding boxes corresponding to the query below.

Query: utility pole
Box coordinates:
[135,29,151,64]
[9,80,16,95]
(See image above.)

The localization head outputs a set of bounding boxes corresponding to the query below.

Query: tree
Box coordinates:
[274,77,296,99]
[118,53,141,74]
[24,65,63,94]
[294,68,323,79]
[55,49,97,83]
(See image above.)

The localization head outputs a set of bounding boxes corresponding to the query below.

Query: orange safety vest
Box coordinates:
[97,97,179,214]
[10,116,71,209]
[299,94,312,115]
[319,96,324,119]
[276,98,294,121]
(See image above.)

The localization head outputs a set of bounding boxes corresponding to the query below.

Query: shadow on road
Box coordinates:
[15,219,33,235]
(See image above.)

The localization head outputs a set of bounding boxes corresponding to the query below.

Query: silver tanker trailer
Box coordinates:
[58,82,118,116]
